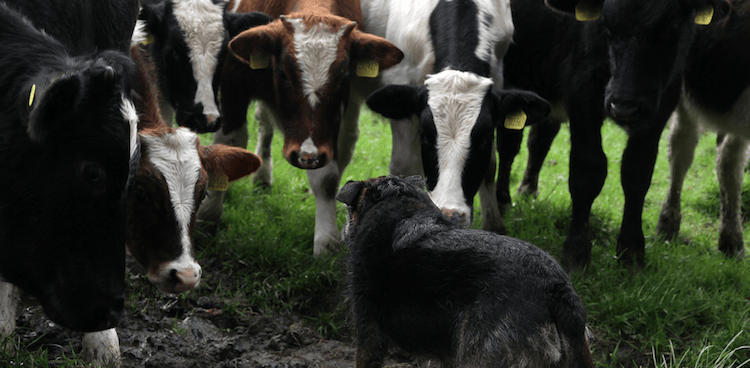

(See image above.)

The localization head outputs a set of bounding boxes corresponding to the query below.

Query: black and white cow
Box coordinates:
[139,0,273,133]
[362,0,550,232]
[656,1,748,258]
[0,0,139,336]
[500,0,729,271]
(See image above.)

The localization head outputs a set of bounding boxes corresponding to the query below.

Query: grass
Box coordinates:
[3,103,750,367]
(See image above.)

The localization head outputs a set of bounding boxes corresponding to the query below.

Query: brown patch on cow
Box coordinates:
[131,44,166,130]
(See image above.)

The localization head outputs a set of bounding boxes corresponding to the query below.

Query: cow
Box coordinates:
[0,0,139,340]
[196,0,404,257]
[139,0,275,133]
[499,0,730,271]
[338,175,594,368]
[75,32,264,366]
[361,0,550,233]
[656,1,749,259]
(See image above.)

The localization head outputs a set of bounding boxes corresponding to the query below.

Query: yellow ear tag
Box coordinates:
[28,84,36,107]
[207,173,230,191]
[249,52,270,70]
[141,32,154,46]
[695,5,714,25]
[575,1,601,21]
[356,60,379,78]
[504,110,527,130]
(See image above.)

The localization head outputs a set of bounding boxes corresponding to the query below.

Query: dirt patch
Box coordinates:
[10,256,419,368]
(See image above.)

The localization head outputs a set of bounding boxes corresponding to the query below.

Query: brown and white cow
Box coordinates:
[198,0,403,257]
[76,32,263,366]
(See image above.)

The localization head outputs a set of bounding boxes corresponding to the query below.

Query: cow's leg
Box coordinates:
[159,98,175,127]
[309,103,361,257]
[716,133,750,258]
[196,80,253,233]
[517,118,562,197]
[480,140,506,234]
[495,127,523,214]
[253,103,274,187]
[562,104,607,272]
[0,282,18,352]
[81,329,121,367]
[617,99,674,268]
[389,117,423,177]
[656,109,701,241]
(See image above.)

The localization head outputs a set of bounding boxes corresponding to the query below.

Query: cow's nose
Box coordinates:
[442,207,470,227]
[169,266,201,293]
[289,151,328,169]
[608,101,642,121]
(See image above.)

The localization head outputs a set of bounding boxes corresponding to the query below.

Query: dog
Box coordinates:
[336,176,595,368]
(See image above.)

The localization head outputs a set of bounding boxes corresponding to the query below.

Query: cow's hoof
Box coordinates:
[516,183,539,198]
[81,329,121,367]
[561,238,592,273]
[718,232,746,260]
[656,207,681,241]
[313,237,342,259]
[482,218,507,235]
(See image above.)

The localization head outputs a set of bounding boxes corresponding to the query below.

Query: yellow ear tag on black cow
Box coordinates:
[141,32,155,46]
[504,110,527,130]
[28,84,36,107]
[249,51,270,70]
[356,60,379,78]
[575,0,601,21]
[208,173,230,191]
[695,5,715,25]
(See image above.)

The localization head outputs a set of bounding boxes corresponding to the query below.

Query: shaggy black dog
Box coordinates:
[337,176,594,368]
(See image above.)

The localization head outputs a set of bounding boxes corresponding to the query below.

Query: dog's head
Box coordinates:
[336,175,431,241]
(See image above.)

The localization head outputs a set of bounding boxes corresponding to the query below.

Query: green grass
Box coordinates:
[3,103,750,367]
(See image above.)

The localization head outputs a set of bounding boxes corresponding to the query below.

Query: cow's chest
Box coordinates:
[681,84,750,138]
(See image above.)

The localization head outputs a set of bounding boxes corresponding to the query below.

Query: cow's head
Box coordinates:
[366,70,550,226]
[140,0,273,133]
[129,127,261,293]
[545,0,730,123]
[0,51,139,332]
[229,13,404,169]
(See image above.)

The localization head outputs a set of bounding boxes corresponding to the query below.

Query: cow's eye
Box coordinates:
[79,162,107,194]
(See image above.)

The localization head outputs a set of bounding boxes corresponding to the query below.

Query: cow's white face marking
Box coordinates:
[300,136,318,156]
[139,128,202,282]
[121,96,139,159]
[287,17,348,108]
[425,69,493,218]
[172,0,224,122]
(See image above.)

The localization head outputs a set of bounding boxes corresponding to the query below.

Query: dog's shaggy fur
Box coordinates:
[337,176,594,368]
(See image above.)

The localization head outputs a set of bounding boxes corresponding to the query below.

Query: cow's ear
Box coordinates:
[336,181,367,207]
[140,0,167,33]
[228,21,281,70]
[545,0,604,21]
[199,144,262,182]
[366,85,426,120]
[350,28,404,77]
[27,74,83,143]
[491,89,551,130]
[224,11,274,39]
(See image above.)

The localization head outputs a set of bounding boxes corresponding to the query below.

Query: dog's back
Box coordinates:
[338,176,594,368]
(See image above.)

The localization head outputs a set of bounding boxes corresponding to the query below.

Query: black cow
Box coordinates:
[337,176,594,368]
[0,0,139,333]
[139,0,273,132]
[500,0,729,271]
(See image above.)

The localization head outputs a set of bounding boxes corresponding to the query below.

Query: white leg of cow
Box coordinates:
[309,103,361,258]
[196,121,250,231]
[716,134,750,258]
[656,109,701,241]
[0,282,18,352]
[81,328,121,367]
[389,117,423,177]
[253,103,274,187]
[478,142,506,234]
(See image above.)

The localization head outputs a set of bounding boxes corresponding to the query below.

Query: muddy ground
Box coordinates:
[11,254,424,368]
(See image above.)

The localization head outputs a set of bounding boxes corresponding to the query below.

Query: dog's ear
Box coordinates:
[336,181,367,207]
